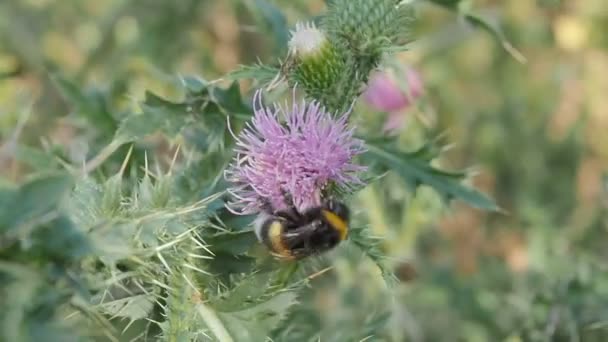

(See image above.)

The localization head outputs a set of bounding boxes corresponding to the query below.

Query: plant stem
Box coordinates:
[196,303,234,342]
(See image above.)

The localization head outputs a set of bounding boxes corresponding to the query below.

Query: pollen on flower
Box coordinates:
[225,90,366,215]
[288,22,328,57]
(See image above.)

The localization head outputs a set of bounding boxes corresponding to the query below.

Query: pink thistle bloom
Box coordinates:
[363,68,424,133]
[225,91,367,215]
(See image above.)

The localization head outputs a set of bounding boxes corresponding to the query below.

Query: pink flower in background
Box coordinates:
[363,68,424,133]
[225,90,366,215]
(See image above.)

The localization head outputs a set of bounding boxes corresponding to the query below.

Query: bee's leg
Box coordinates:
[276,188,302,222]
[258,196,275,214]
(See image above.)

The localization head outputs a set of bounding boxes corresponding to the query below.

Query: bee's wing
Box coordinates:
[280,223,321,258]
[281,223,319,246]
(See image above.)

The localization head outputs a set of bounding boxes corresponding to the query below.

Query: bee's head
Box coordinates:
[323,199,350,222]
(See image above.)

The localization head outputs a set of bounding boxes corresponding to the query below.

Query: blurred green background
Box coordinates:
[1,0,607,340]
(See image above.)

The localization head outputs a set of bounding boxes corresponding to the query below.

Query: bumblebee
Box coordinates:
[254,199,350,260]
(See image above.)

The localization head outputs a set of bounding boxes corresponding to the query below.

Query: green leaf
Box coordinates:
[365,142,499,211]
[210,81,251,115]
[0,173,73,233]
[89,221,137,265]
[114,92,191,143]
[29,215,91,261]
[13,145,60,171]
[68,178,102,227]
[114,111,169,143]
[205,271,298,342]
[174,150,232,200]
[206,230,257,256]
[210,272,279,311]
[51,74,117,133]
[348,225,397,286]
[95,293,155,320]
[215,291,297,342]
[181,75,208,93]
[226,64,280,84]
[206,253,256,279]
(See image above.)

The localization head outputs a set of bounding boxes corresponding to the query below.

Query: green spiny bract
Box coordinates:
[286,22,345,112]
[324,0,413,52]
[288,0,415,113]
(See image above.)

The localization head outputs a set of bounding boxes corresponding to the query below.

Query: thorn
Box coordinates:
[307,266,333,280]
[187,252,214,260]
[157,252,173,275]
[190,236,215,256]
[144,150,149,176]
[168,144,181,176]
[150,279,173,291]
[182,273,199,293]
[119,144,134,177]
[122,319,137,335]
[182,263,213,276]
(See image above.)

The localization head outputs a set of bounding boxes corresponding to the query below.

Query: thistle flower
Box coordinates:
[363,68,423,113]
[225,90,366,215]
[362,67,424,133]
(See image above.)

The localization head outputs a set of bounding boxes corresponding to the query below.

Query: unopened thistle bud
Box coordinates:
[288,22,344,107]
[324,0,413,52]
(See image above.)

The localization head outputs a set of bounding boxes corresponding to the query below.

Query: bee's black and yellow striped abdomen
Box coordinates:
[321,209,348,241]
[258,218,294,259]
[255,199,350,260]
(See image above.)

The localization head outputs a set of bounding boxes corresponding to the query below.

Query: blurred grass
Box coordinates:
[1,0,608,340]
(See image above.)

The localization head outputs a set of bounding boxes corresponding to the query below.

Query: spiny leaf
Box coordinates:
[51,74,117,133]
[348,225,397,286]
[210,272,286,312]
[365,142,499,211]
[13,145,61,171]
[210,81,251,115]
[0,172,73,233]
[29,215,91,262]
[114,92,191,143]
[95,293,155,321]
[213,291,298,342]
[181,75,208,93]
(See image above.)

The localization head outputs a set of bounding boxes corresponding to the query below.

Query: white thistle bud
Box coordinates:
[288,22,328,58]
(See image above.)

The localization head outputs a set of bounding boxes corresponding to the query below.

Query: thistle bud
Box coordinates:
[324,0,414,53]
[288,22,344,106]
[363,67,424,134]
[288,22,328,59]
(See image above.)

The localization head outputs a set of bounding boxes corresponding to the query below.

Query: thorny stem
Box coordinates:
[196,303,234,342]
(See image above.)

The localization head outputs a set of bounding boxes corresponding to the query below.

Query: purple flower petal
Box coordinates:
[225,90,366,215]
[362,68,424,113]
